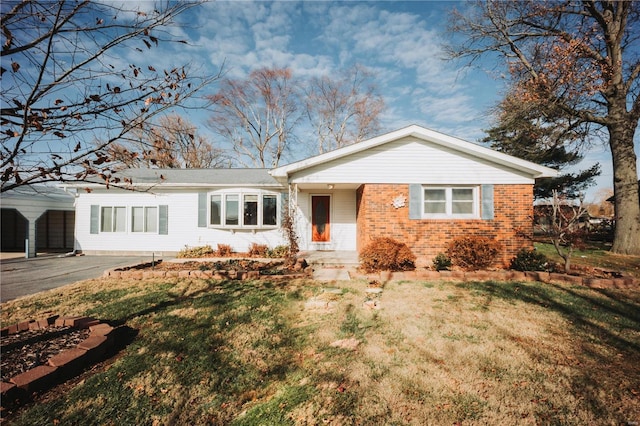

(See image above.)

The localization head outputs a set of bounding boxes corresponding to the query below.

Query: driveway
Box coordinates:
[0,254,156,303]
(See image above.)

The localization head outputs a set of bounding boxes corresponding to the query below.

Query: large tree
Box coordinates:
[208,67,301,168]
[484,94,601,200]
[448,1,640,255]
[1,0,219,192]
[108,114,229,169]
[305,65,385,154]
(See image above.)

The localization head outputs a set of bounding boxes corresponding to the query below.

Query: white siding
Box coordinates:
[295,189,356,251]
[289,137,535,185]
[75,189,286,255]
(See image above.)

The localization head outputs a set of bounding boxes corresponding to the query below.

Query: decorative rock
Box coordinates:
[304,299,337,311]
[363,300,380,310]
[329,338,360,351]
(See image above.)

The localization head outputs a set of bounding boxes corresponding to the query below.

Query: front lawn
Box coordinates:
[2,276,639,425]
[534,242,640,277]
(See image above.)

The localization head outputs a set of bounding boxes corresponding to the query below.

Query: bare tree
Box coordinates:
[208,67,301,168]
[305,65,385,153]
[447,1,640,255]
[536,191,589,274]
[1,0,220,191]
[108,114,229,169]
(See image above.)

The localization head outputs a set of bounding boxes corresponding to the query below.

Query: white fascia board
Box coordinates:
[62,182,285,190]
[270,124,559,179]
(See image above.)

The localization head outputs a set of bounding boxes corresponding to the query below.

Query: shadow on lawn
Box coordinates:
[460,281,640,353]
[460,280,640,423]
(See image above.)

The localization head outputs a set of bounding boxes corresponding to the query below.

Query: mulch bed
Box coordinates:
[1,326,91,382]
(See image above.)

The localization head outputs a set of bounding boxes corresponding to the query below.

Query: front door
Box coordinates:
[311,195,330,242]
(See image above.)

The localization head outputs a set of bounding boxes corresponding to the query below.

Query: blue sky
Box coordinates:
[126,0,638,201]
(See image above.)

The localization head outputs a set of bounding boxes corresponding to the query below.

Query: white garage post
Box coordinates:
[26,216,38,258]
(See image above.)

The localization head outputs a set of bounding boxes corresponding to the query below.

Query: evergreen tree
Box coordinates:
[483,95,600,200]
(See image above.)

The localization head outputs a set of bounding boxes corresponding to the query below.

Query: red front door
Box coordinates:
[311,195,330,242]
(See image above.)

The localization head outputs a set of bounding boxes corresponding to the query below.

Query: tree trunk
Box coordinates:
[609,121,640,255]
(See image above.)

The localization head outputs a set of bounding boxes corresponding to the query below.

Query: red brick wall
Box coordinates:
[356,184,533,268]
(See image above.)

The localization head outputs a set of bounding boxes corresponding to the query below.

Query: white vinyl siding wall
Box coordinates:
[75,190,286,255]
[289,137,535,186]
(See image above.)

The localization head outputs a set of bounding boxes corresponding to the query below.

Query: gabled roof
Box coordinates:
[270,124,558,180]
[65,168,282,189]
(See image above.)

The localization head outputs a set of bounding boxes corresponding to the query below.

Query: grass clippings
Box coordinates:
[1,275,639,425]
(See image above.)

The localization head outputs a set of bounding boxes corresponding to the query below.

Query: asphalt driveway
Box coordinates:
[0,254,156,302]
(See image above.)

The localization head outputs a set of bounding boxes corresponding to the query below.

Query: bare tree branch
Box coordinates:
[1,0,221,192]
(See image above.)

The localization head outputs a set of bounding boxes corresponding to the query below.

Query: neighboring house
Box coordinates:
[1,185,76,257]
[65,125,557,267]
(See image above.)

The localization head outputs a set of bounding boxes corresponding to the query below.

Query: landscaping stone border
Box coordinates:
[350,269,639,289]
[0,315,126,409]
[103,258,638,290]
[103,257,312,281]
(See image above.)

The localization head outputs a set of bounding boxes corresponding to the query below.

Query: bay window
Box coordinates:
[208,192,279,228]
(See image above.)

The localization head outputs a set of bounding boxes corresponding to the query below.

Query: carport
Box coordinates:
[1,185,75,257]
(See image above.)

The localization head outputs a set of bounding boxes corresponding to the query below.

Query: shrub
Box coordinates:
[248,243,269,257]
[359,237,416,272]
[216,244,233,257]
[509,248,548,271]
[267,245,289,258]
[446,236,501,271]
[177,245,214,258]
[432,252,452,271]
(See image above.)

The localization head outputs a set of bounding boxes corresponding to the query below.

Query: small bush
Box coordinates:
[509,248,548,271]
[432,252,452,271]
[446,236,501,271]
[359,237,416,272]
[216,244,233,257]
[248,243,269,257]
[177,245,214,258]
[267,245,289,258]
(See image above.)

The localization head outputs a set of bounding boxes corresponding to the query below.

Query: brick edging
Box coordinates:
[1,315,123,408]
[350,269,639,289]
[103,258,312,281]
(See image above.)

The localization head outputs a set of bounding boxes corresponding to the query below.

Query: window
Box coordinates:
[243,194,258,226]
[263,195,277,226]
[208,192,279,228]
[225,194,239,226]
[423,187,478,218]
[132,206,158,232]
[210,195,222,225]
[101,207,126,232]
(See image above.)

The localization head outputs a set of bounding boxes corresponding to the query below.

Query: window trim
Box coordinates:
[131,206,159,233]
[100,206,126,233]
[421,186,479,219]
[207,190,280,229]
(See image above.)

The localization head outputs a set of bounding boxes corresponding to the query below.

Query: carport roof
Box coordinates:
[2,184,74,201]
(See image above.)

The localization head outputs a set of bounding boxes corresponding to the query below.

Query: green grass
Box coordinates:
[2,275,639,425]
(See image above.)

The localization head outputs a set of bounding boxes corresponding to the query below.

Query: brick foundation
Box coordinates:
[356,184,533,268]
